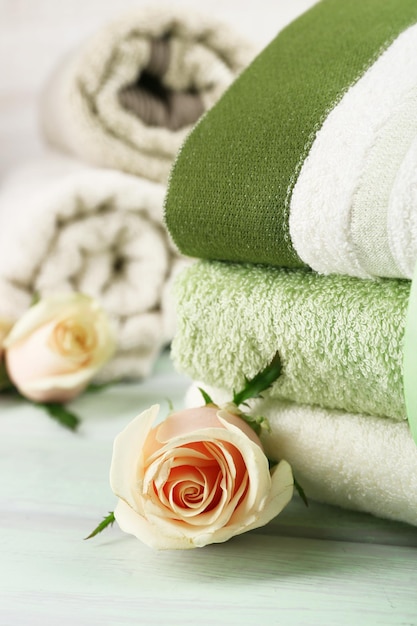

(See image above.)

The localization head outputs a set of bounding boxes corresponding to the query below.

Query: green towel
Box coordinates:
[165,0,417,278]
[172,261,409,421]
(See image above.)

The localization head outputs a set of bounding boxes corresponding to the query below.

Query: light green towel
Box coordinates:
[165,0,417,278]
[172,261,409,421]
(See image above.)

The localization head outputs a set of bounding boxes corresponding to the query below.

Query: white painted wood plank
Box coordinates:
[1,515,417,626]
[1,351,417,626]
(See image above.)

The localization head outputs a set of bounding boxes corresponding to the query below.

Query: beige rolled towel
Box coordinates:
[0,153,191,381]
[39,6,255,182]
[185,383,417,527]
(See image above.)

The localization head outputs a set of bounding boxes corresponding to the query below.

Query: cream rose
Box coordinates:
[4,293,115,403]
[110,404,293,550]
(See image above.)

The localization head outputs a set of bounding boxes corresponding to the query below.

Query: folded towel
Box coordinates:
[40,6,255,183]
[165,0,417,278]
[172,260,410,421]
[185,383,417,527]
[0,154,189,381]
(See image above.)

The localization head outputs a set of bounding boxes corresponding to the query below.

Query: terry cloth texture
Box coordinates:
[39,6,255,183]
[165,0,417,277]
[172,260,409,421]
[0,154,191,381]
[185,383,417,527]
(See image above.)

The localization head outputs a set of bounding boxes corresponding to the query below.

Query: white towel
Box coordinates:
[185,383,417,527]
[0,154,191,381]
[289,24,417,279]
[39,5,255,183]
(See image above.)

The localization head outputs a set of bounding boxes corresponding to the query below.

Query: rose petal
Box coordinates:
[167,467,206,508]
[6,321,80,381]
[145,445,215,489]
[146,426,252,465]
[111,407,294,550]
[189,463,292,549]
[157,456,223,519]
[154,406,223,444]
[144,444,234,528]
[110,405,159,510]
[218,417,272,513]
[232,460,293,536]
[144,426,270,530]
[4,292,116,403]
[114,498,196,550]
[19,366,100,391]
[4,293,95,347]
[144,448,224,523]
[217,408,263,448]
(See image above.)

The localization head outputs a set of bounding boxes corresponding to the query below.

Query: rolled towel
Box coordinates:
[165,0,417,278]
[0,154,188,381]
[40,6,255,183]
[172,260,410,421]
[185,383,417,527]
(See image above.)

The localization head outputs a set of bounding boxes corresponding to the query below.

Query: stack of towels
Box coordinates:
[165,0,417,526]
[0,6,255,380]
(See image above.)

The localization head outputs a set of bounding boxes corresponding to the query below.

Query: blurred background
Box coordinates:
[0,0,319,384]
[0,0,317,175]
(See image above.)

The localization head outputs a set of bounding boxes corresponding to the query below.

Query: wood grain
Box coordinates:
[1,352,417,625]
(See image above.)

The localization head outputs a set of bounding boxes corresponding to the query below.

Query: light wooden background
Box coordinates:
[2,352,417,625]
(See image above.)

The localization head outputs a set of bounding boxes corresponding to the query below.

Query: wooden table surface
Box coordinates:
[1,351,417,626]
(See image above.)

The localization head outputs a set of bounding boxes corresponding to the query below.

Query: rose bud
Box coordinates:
[110,404,293,550]
[4,293,115,403]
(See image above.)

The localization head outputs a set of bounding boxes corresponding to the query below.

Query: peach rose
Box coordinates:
[4,293,115,403]
[110,404,293,549]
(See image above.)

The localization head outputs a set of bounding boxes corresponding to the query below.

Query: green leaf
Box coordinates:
[165,397,174,413]
[84,512,115,540]
[293,476,309,507]
[31,292,41,306]
[238,412,270,437]
[0,383,81,431]
[85,380,118,393]
[35,402,81,431]
[0,362,14,391]
[233,351,282,406]
[198,387,215,406]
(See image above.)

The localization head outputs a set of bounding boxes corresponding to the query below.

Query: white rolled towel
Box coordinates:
[186,383,417,527]
[39,5,255,183]
[289,23,417,279]
[0,154,190,380]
